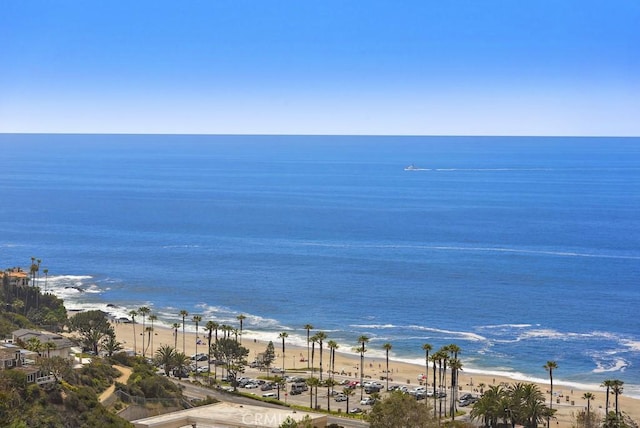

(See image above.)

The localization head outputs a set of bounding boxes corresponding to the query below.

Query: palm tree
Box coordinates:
[449,358,463,419]
[43,268,49,294]
[179,309,189,353]
[470,384,506,427]
[28,256,38,312]
[144,326,153,356]
[171,350,191,379]
[304,324,313,369]
[611,380,624,419]
[192,314,202,373]
[35,258,42,309]
[26,337,43,356]
[430,353,438,418]
[155,344,177,376]
[211,321,220,343]
[543,361,558,428]
[583,392,595,427]
[220,324,231,340]
[310,334,318,377]
[324,379,337,412]
[128,310,138,355]
[422,343,432,390]
[278,331,288,372]
[601,379,615,415]
[172,322,180,349]
[307,377,320,409]
[357,335,369,400]
[447,344,461,417]
[343,387,355,414]
[327,340,338,388]
[434,349,448,419]
[382,343,392,392]
[205,320,216,383]
[148,314,157,354]
[138,306,151,357]
[236,314,246,343]
[315,331,327,381]
[43,341,56,358]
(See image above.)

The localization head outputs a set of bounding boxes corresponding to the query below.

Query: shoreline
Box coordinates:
[108,321,640,426]
[56,279,640,400]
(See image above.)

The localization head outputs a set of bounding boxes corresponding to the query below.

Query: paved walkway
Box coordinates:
[99,365,133,403]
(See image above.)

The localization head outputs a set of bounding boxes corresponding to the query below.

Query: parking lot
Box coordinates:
[223,366,461,415]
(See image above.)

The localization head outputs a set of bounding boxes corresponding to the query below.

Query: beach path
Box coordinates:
[99,364,132,404]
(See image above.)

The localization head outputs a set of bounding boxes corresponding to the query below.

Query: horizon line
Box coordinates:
[2,132,639,139]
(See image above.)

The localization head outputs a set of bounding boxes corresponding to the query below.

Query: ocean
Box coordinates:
[1,134,639,396]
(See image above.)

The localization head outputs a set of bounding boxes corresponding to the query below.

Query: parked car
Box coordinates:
[260,383,273,391]
[459,393,477,402]
[459,396,479,407]
[290,382,308,395]
[244,382,259,389]
[190,353,208,361]
[360,397,375,405]
[349,407,363,414]
[334,394,347,402]
[172,368,189,378]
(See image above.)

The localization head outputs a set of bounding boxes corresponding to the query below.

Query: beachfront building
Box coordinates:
[12,328,74,359]
[0,343,55,385]
[1,267,30,287]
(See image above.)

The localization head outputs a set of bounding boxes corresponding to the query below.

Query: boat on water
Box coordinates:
[404,164,421,171]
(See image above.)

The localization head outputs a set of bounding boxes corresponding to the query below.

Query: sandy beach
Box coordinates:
[109,321,640,426]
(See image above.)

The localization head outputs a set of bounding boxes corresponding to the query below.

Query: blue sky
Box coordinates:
[1,1,638,136]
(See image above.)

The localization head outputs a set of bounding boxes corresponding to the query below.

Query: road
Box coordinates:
[172,378,370,428]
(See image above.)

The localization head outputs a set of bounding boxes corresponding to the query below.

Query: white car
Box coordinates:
[244,383,259,389]
[360,397,375,405]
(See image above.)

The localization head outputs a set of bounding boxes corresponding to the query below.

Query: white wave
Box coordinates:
[48,275,93,282]
[296,240,640,260]
[409,245,640,260]
[434,168,555,172]
[83,284,103,294]
[407,325,486,342]
[348,323,486,342]
[517,329,620,342]
[479,324,533,329]
[457,365,603,392]
[621,339,640,352]
[592,358,628,374]
[350,324,398,330]
[161,244,201,249]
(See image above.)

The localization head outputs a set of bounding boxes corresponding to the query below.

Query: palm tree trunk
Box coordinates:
[319,342,323,381]
[432,359,437,419]
[385,350,390,392]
